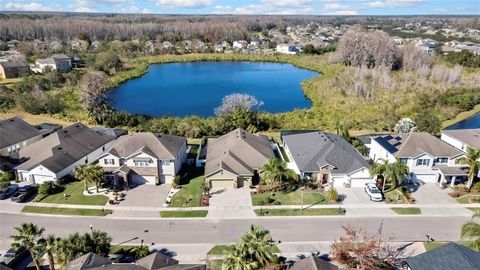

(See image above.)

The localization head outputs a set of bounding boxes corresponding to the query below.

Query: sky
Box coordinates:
[1,0,479,15]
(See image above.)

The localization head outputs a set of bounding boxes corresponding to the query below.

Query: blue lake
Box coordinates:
[445,113,480,130]
[108,61,318,117]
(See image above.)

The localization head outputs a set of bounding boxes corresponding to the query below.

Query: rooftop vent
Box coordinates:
[75,124,80,128]
[57,147,63,150]
[9,119,15,122]
[62,130,68,133]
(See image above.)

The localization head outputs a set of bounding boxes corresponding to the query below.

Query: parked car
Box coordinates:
[0,247,27,267]
[11,185,38,203]
[0,184,19,200]
[364,183,383,202]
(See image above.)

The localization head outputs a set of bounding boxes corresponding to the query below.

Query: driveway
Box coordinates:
[120,184,171,207]
[207,188,255,218]
[410,183,456,204]
[337,187,377,205]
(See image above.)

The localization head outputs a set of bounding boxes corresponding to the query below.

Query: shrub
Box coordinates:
[326,187,339,202]
[0,182,9,189]
[0,171,14,182]
[473,182,480,192]
[38,181,54,195]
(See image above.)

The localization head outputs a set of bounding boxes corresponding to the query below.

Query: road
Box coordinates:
[0,212,470,250]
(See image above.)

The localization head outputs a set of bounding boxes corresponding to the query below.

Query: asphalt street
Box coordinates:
[0,212,470,250]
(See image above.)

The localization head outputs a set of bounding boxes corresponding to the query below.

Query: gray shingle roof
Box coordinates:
[282,131,370,174]
[0,117,42,149]
[136,252,178,269]
[16,123,115,173]
[106,133,186,160]
[404,242,480,270]
[373,132,463,158]
[289,256,339,270]
[442,129,480,149]
[66,252,111,270]
[205,128,274,176]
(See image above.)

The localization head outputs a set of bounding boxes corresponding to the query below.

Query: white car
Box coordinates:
[364,183,383,202]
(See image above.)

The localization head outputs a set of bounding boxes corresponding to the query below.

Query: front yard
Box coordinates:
[424,241,476,251]
[255,207,346,216]
[39,181,108,205]
[251,190,327,206]
[168,172,205,208]
[384,188,409,204]
[160,210,208,218]
[207,244,280,255]
[391,207,421,215]
[456,195,480,204]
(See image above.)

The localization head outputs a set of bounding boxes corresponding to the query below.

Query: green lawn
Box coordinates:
[255,207,345,216]
[160,210,208,218]
[391,207,421,215]
[187,144,200,159]
[456,195,480,204]
[384,189,408,204]
[22,206,112,216]
[169,174,205,208]
[424,241,476,251]
[39,181,108,205]
[207,244,280,255]
[468,207,480,213]
[109,245,138,255]
[251,190,327,206]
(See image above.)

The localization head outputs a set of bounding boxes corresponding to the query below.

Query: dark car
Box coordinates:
[0,184,19,200]
[0,247,28,267]
[11,185,37,203]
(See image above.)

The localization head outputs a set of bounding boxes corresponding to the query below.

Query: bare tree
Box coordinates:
[214,93,263,116]
[79,71,108,114]
[394,117,417,133]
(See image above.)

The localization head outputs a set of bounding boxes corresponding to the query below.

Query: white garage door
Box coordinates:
[350,178,374,188]
[210,179,234,189]
[131,175,157,185]
[33,174,55,184]
[413,174,438,183]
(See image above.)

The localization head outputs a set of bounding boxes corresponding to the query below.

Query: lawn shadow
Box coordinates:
[152,248,177,257]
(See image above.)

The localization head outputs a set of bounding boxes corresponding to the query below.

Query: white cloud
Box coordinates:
[326,10,358,15]
[155,0,213,9]
[362,1,386,8]
[214,0,315,15]
[385,0,423,8]
[324,3,351,10]
[2,2,57,11]
[432,8,447,13]
[74,0,134,13]
[261,0,312,7]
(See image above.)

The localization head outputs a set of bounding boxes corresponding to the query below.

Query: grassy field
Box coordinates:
[255,207,345,216]
[456,195,480,204]
[169,174,205,207]
[384,189,409,204]
[442,104,480,128]
[0,111,77,126]
[207,244,280,255]
[468,207,480,213]
[39,181,108,205]
[423,241,476,251]
[160,210,208,218]
[391,207,421,215]
[22,206,112,216]
[109,245,138,255]
[252,190,327,206]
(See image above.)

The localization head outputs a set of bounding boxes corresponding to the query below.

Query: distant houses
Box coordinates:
[0,60,30,79]
[30,54,73,73]
[276,44,302,54]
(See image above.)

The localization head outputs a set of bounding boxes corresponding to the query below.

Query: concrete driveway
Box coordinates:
[120,184,171,207]
[207,188,255,218]
[410,183,456,204]
[337,187,378,204]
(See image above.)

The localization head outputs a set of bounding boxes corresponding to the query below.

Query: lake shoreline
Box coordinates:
[442,104,480,129]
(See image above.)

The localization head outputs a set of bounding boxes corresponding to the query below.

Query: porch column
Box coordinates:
[450,176,457,188]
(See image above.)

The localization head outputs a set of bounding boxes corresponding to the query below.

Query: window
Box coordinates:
[416,159,430,166]
[134,160,150,167]
[434,157,448,164]
[104,158,115,165]
[399,158,408,165]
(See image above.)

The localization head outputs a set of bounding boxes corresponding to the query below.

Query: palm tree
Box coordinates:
[459,148,480,190]
[40,235,58,270]
[132,245,150,259]
[240,225,278,268]
[10,223,45,270]
[75,164,105,193]
[260,158,297,190]
[370,160,409,192]
[461,211,480,250]
[222,242,258,270]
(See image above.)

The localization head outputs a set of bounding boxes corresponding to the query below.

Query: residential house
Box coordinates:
[369,133,468,186]
[144,40,157,54]
[403,242,480,270]
[160,41,175,52]
[281,131,372,187]
[441,129,480,153]
[0,60,30,79]
[289,256,339,270]
[276,44,301,54]
[30,54,72,73]
[97,133,187,186]
[90,41,101,51]
[232,40,248,50]
[0,117,52,170]
[205,128,274,189]
[6,40,20,50]
[15,123,116,184]
[70,39,89,51]
[66,252,205,270]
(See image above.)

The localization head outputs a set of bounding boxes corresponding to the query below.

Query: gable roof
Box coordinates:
[442,129,480,150]
[16,123,115,173]
[136,252,178,269]
[404,242,480,270]
[289,256,339,270]
[373,133,463,158]
[66,252,111,270]
[282,131,370,174]
[205,128,274,177]
[106,133,186,160]
[0,117,43,149]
